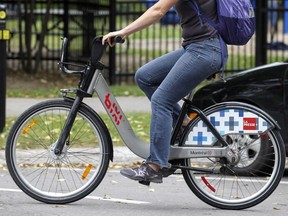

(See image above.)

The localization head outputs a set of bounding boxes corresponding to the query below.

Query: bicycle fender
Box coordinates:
[63,97,114,161]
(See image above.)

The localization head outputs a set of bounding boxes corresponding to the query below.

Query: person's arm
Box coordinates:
[102,0,177,45]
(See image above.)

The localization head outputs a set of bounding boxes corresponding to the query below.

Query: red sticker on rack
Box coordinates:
[243,118,257,130]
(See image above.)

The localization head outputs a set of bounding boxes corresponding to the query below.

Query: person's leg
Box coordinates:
[135,48,185,99]
[135,48,185,124]
[121,36,222,182]
[147,37,222,169]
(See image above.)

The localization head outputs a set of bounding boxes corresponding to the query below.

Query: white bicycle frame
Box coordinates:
[86,68,233,161]
[57,37,276,164]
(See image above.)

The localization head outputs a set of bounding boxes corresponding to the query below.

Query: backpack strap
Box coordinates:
[187,0,204,26]
[187,0,227,80]
[187,0,217,29]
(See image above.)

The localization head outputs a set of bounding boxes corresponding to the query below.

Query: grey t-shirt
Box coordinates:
[174,0,218,46]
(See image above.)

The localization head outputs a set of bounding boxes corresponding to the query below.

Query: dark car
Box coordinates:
[192,62,288,165]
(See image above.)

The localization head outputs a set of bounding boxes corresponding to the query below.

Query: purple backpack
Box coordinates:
[188,0,256,45]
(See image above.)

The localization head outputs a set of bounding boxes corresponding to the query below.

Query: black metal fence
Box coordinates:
[2,0,288,84]
[4,0,110,72]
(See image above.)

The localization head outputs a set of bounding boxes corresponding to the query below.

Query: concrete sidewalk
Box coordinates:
[6,96,151,117]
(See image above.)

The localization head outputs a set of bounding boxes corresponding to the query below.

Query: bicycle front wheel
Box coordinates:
[5,99,111,204]
[181,102,285,210]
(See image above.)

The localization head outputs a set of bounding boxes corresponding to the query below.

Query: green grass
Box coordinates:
[0,113,151,150]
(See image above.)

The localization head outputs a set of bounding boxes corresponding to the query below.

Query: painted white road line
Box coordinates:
[0,188,150,205]
[0,188,22,193]
[85,195,149,204]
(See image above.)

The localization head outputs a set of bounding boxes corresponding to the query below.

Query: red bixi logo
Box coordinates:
[243,118,257,130]
[104,93,123,125]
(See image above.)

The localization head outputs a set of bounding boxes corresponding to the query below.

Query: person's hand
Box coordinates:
[102,30,126,46]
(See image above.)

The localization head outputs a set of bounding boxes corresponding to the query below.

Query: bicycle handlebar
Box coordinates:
[59,35,125,74]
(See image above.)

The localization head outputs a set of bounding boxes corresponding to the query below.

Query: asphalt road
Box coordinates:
[0,169,287,216]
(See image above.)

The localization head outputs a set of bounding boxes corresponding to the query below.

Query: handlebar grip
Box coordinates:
[60,37,68,62]
[111,36,125,44]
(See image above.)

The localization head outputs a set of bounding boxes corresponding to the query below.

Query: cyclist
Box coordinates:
[102,0,224,183]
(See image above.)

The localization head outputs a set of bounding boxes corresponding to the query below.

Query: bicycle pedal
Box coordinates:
[138,180,150,186]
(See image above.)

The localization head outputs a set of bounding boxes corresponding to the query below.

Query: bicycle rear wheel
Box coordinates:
[5,99,112,204]
[181,102,285,210]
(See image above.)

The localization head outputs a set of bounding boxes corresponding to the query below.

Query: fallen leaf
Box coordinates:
[111,180,118,184]
[40,79,48,84]
[103,194,111,199]
[52,205,66,208]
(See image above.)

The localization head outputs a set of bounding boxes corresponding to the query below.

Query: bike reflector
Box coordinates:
[82,164,93,180]
[201,176,216,193]
[22,119,38,135]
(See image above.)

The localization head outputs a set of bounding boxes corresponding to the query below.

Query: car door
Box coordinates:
[283,66,288,151]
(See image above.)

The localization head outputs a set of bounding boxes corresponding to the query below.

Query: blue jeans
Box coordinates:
[135,36,222,168]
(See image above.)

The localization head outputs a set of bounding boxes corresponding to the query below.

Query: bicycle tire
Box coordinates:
[181,102,285,210]
[5,99,112,204]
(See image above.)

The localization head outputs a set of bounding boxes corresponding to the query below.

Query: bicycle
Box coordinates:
[5,36,286,210]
